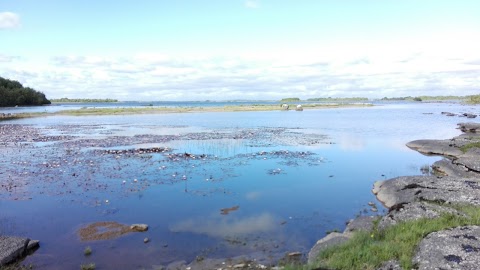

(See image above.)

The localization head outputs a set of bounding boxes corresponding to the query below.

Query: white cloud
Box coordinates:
[170,213,276,237]
[2,41,480,101]
[0,12,20,29]
[245,0,260,9]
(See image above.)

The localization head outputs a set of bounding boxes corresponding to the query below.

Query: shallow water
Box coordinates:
[1,102,478,269]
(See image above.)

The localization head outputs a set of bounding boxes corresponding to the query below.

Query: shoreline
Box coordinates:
[0,103,373,120]
[305,122,480,270]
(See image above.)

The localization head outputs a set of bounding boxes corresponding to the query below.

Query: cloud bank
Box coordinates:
[0,12,20,29]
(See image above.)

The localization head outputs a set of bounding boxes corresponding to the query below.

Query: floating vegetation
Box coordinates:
[78,221,144,241]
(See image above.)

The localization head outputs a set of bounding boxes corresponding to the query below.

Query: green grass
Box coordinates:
[466,94,480,104]
[459,141,480,153]
[287,204,480,270]
[80,263,95,270]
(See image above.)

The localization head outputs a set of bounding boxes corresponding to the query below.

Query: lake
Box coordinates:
[0,102,477,269]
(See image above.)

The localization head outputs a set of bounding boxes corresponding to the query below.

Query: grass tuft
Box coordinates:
[459,141,480,153]
[84,246,92,256]
[80,263,95,270]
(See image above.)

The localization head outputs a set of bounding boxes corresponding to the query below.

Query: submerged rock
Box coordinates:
[413,226,480,270]
[130,224,149,232]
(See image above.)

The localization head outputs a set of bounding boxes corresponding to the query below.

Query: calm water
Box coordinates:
[1,102,478,269]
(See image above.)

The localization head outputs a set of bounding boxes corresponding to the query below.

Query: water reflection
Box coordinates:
[338,134,366,151]
[1,102,471,269]
[170,213,277,237]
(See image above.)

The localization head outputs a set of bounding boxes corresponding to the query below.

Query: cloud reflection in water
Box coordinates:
[170,213,276,237]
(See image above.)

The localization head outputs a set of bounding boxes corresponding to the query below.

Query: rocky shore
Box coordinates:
[308,122,480,270]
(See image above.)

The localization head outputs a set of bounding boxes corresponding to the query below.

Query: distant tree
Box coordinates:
[280,97,301,102]
[0,76,51,107]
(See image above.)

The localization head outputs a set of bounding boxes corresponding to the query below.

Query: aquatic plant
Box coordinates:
[80,263,95,270]
[84,246,92,256]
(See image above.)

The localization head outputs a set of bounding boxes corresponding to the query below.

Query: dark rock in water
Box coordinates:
[458,122,480,133]
[344,216,377,233]
[0,236,39,266]
[26,240,39,253]
[378,202,464,230]
[307,232,350,264]
[462,113,477,119]
[413,226,480,269]
[372,175,480,209]
[376,260,402,270]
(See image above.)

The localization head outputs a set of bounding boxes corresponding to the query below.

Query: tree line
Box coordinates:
[50,98,118,103]
[0,76,51,107]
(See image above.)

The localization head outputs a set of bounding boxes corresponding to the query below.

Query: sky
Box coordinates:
[1,0,480,101]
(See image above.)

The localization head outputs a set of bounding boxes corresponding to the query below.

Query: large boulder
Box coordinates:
[413,226,480,269]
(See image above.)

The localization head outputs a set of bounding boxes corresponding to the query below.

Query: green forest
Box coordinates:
[0,76,51,107]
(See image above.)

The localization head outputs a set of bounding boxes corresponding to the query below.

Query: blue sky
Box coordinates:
[1,0,480,100]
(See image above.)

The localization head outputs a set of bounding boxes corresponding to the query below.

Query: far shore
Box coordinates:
[1,103,373,120]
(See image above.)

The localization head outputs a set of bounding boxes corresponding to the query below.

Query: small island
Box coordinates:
[51,98,119,103]
[0,77,51,107]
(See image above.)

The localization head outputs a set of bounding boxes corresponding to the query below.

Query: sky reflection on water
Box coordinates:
[1,102,476,269]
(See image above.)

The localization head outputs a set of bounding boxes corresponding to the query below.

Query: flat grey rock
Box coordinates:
[378,202,464,230]
[373,175,480,209]
[458,122,480,133]
[413,226,480,270]
[344,216,377,233]
[307,232,350,264]
[432,159,477,178]
[406,140,464,157]
[454,148,480,173]
[0,236,29,266]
